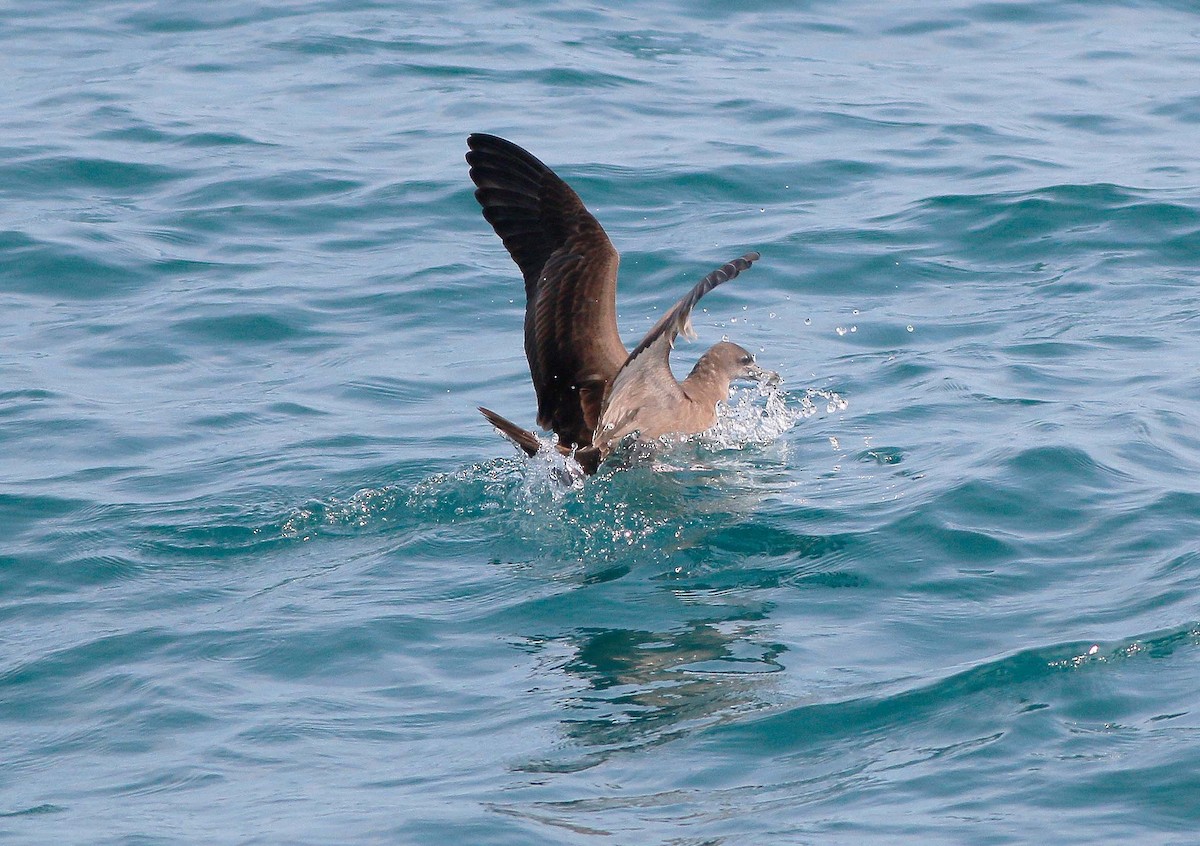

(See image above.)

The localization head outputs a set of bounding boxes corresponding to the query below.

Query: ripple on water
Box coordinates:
[0,230,152,300]
[490,622,1200,839]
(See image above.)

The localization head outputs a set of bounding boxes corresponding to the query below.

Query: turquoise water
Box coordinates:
[3,1,1200,843]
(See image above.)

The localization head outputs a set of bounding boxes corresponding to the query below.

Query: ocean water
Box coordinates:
[2,1,1200,843]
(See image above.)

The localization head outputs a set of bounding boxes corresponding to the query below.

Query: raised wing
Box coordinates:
[467,134,628,446]
[596,252,760,447]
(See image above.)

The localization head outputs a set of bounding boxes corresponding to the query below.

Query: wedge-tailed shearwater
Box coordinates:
[467,133,777,474]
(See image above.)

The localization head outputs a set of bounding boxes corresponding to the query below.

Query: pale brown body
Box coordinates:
[467,134,776,474]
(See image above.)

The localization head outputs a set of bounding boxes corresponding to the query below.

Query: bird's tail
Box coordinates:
[479,406,603,475]
[478,406,542,457]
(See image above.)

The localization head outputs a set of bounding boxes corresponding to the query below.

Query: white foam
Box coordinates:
[703,382,846,450]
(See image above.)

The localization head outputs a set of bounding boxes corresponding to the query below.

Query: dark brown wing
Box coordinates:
[597,252,760,447]
[467,134,628,447]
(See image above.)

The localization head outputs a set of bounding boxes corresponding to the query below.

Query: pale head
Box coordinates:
[689,341,779,386]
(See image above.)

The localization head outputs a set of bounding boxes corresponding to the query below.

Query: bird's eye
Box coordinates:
[740,356,753,365]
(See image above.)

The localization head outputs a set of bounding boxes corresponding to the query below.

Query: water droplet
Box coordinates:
[835,326,847,336]
[803,317,811,325]
[906,325,914,332]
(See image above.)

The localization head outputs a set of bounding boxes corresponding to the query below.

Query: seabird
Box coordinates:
[467,133,778,475]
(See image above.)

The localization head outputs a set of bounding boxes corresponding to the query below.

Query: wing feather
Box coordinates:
[467,134,628,446]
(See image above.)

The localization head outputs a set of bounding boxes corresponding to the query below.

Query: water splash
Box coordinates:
[705,381,846,449]
[398,453,691,572]
[279,484,406,540]
[274,384,845,555]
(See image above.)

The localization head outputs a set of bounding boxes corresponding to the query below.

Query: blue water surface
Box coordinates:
[2,1,1199,843]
